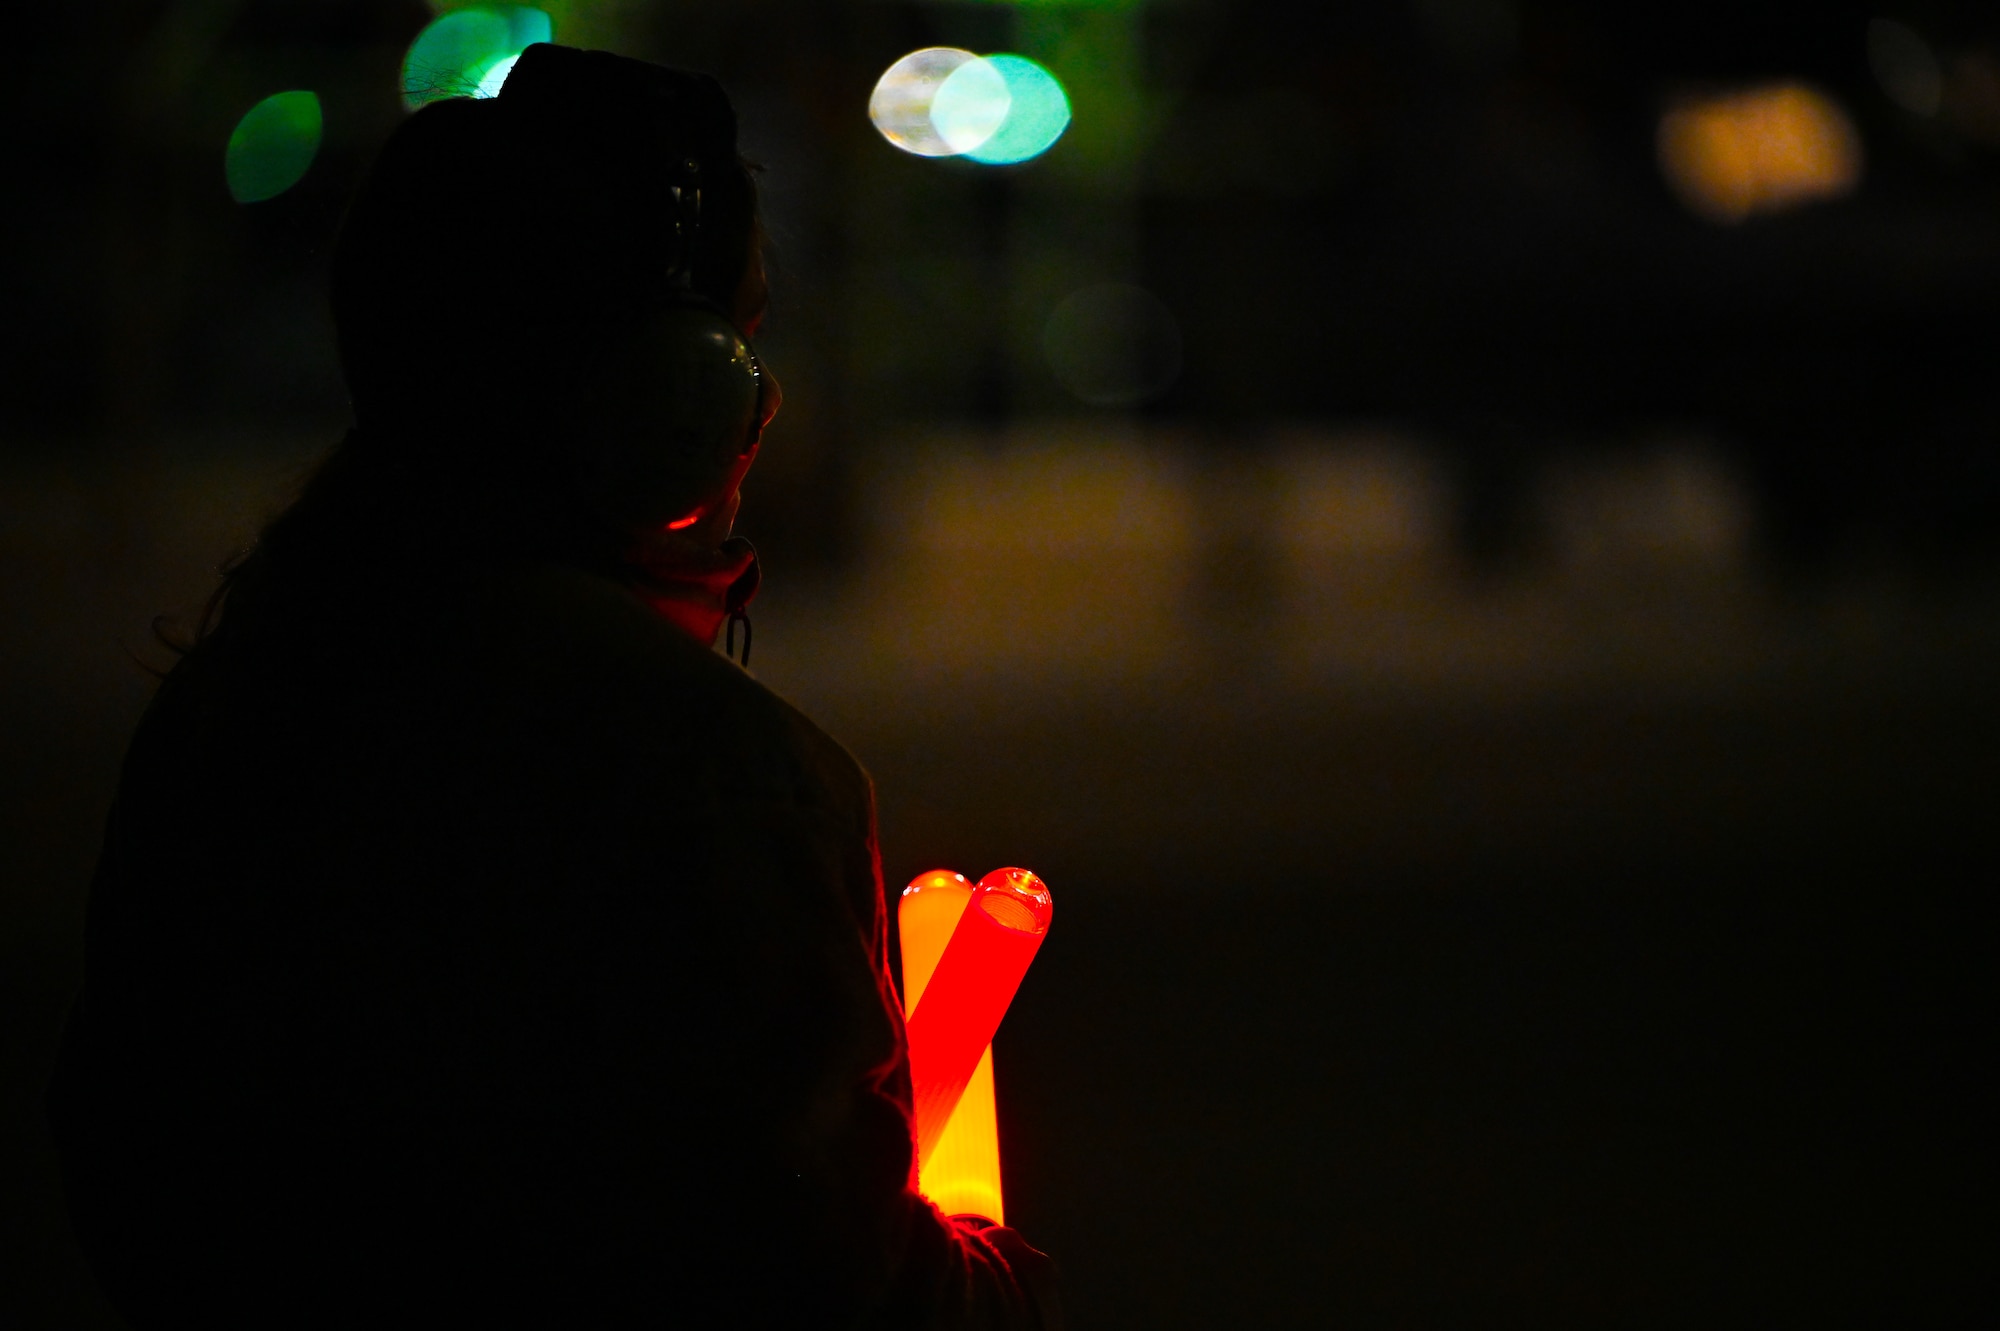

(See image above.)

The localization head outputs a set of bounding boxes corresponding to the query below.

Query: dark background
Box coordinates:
[4,1,1996,1324]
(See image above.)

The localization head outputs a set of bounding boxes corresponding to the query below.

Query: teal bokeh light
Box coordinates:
[402,6,552,110]
[968,56,1070,164]
[225,91,323,204]
[930,57,1012,155]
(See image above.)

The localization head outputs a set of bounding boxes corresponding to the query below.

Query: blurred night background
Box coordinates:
[5,1,1998,1324]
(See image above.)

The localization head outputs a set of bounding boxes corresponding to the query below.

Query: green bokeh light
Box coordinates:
[967,56,1071,164]
[402,5,552,110]
[225,91,323,204]
[475,52,522,99]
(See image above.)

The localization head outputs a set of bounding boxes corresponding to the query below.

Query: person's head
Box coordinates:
[329,43,778,549]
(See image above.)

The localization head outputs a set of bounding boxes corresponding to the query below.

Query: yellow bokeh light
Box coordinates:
[1658,83,1862,224]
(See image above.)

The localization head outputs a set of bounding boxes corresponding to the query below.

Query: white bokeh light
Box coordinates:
[869,48,980,157]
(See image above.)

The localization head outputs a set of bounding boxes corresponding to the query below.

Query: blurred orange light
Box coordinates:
[1658,83,1862,224]
[898,867,1053,1223]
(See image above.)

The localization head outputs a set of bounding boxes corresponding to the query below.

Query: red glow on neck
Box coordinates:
[664,512,701,531]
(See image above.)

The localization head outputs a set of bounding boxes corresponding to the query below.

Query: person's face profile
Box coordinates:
[731,252,782,441]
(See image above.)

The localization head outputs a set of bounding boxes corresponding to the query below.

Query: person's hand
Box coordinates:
[964,1222,1063,1331]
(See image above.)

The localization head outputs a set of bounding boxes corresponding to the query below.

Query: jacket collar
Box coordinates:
[623,531,759,649]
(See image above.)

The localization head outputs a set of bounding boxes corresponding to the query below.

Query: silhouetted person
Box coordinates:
[49,44,1058,1328]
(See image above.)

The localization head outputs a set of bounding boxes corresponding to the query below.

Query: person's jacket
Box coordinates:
[48,556,1051,1327]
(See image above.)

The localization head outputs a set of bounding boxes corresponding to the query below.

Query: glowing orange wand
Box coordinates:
[899,868,1053,1223]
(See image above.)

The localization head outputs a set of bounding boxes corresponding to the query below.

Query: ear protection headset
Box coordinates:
[497,44,768,527]
[654,151,769,521]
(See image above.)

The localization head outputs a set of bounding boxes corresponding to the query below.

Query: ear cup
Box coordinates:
[580,300,762,526]
[654,302,762,467]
